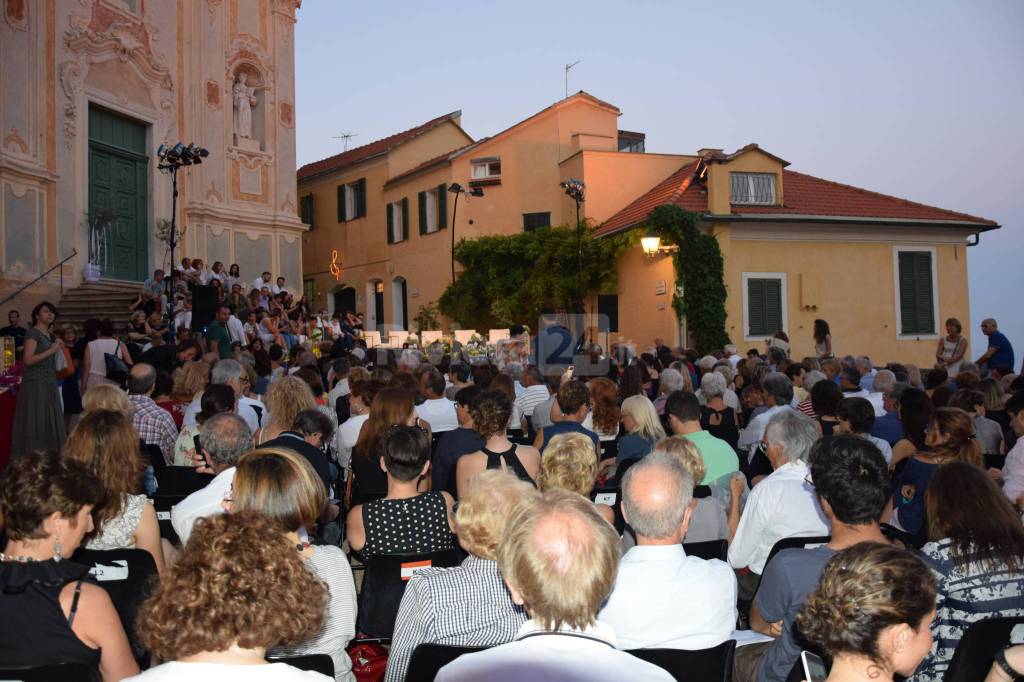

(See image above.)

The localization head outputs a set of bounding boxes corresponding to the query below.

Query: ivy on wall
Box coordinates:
[645,205,731,353]
[438,225,634,329]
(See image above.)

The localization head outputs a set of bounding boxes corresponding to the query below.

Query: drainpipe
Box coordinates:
[966,232,980,247]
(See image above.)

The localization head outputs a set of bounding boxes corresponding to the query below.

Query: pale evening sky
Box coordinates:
[294,0,1023,360]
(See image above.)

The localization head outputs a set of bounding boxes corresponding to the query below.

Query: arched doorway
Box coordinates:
[391,276,408,331]
[366,279,384,332]
[332,286,356,317]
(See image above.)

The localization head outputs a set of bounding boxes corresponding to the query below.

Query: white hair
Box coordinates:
[700,371,727,399]
[658,368,685,394]
[724,344,738,356]
[764,410,819,464]
[698,355,717,373]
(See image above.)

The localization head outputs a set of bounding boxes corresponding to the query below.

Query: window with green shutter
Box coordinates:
[437,184,447,229]
[746,276,784,337]
[300,194,315,229]
[897,250,936,335]
[337,185,346,222]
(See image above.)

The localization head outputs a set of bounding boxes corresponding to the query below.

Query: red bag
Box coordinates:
[347,642,388,682]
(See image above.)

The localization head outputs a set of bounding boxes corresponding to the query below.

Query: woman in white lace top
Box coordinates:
[64,410,165,575]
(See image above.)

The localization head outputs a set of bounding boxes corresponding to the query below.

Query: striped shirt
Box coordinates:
[384,556,527,682]
[911,538,1024,681]
[515,384,550,419]
[270,546,358,682]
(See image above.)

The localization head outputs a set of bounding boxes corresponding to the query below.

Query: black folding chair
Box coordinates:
[141,442,166,482]
[763,535,831,572]
[356,549,461,638]
[0,663,99,682]
[683,538,729,562]
[154,466,213,497]
[943,616,1024,682]
[591,484,624,534]
[627,640,737,682]
[152,494,189,546]
[984,453,1006,470]
[266,654,334,677]
[406,643,487,682]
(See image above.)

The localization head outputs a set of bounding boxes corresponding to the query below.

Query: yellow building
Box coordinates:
[297,93,999,366]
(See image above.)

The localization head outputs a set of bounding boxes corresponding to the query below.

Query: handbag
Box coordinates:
[55,347,75,381]
[347,642,388,682]
[105,348,129,385]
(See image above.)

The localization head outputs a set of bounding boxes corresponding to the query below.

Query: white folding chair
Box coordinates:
[364,330,382,348]
[420,330,443,345]
[389,330,410,347]
[488,328,510,344]
[453,329,476,345]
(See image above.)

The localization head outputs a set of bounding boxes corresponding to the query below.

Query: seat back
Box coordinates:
[600,438,619,463]
[405,643,487,682]
[944,616,1024,682]
[142,443,166,480]
[683,538,729,562]
[364,330,382,348]
[154,466,212,497]
[152,494,189,545]
[626,640,737,682]
[71,547,159,662]
[0,663,99,682]
[420,330,443,345]
[764,535,832,572]
[388,330,410,348]
[453,329,476,345]
[266,653,334,677]
[356,549,460,638]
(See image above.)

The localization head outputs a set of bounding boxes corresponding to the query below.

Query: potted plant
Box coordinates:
[84,208,116,282]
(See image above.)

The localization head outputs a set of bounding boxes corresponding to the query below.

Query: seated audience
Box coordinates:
[890,388,933,468]
[616,394,667,463]
[911,461,1024,681]
[583,376,621,441]
[128,363,180,466]
[385,470,537,682]
[0,452,139,680]
[652,436,729,543]
[431,385,485,495]
[536,379,601,453]
[173,383,235,465]
[261,409,336,494]
[170,413,253,545]
[539,432,615,525]
[796,543,937,682]
[230,448,357,680]
[811,378,843,436]
[728,410,829,600]
[871,382,907,446]
[867,368,896,417]
[795,369,827,418]
[738,373,794,457]
[349,387,420,506]
[836,396,894,464]
[336,377,382,471]
[64,410,164,573]
[948,389,1004,455]
[666,390,739,484]
[600,452,736,649]
[131,513,330,681]
[698,371,741,450]
[183,359,263,432]
[254,374,316,444]
[457,389,540,498]
[1000,391,1024,508]
[735,434,890,682]
[416,368,459,433]
[348,425,455,556]
[436,489,673,681]
[82,382,133,418]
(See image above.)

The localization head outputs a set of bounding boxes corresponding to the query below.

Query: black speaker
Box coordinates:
[190,285,218,331]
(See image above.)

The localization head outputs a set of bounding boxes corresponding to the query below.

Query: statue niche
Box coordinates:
[231,66,265,152]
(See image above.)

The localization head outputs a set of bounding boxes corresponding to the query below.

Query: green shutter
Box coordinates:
[401,197,409,241]
[437,184,447,229]
[747,279,767,336]
[337,185,346,222]
[764,279,782,335]
[356,178,367,218]
[898,251,935,334]
[386,202,394,244]
[418,191,427,235]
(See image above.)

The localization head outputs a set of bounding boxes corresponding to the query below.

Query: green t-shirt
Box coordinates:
[206,321,232,359]
[682,430,740,484]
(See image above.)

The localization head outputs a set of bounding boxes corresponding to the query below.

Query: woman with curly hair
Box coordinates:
[230,449,357,681]
[796,542,937,682]
[254,374,316,445]
[172,359,210,406]
[63,410,164,574]
[584,376,621,441]
[538,432,614,525]
[131,512,330,681]
[456,389,540,499]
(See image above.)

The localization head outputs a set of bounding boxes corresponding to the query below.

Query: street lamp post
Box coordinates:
[447,183,484,284]
[560,178,586,345]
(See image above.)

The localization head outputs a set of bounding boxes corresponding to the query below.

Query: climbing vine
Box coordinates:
[645,205,731,354]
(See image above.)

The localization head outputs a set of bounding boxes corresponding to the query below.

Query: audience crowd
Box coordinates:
[2,298,1024,682]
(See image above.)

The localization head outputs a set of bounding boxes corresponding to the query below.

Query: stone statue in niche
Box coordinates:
[232,72,262,151]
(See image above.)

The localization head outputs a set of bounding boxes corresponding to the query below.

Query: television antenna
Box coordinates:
[565,60,581,98]
[332,132,359,151]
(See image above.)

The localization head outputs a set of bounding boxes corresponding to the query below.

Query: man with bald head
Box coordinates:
[977,318,1015,376]
[599,452,737,649]
[437,489,672,681]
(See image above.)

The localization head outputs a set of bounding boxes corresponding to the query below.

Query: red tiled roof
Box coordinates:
[595,162,999,237]
[383,138,488,187]
[297,111,464,182]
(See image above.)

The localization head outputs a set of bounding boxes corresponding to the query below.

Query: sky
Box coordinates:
[294,1,1023,359]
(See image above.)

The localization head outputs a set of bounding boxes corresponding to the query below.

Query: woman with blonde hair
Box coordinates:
[82,383,133,418]
[63,410,164,574]
[172,360,210,404]
[131,512,331,681]
[254,374,316,445]
[229,448,357,681]
[538,432,614,525]
[616,394,666,464]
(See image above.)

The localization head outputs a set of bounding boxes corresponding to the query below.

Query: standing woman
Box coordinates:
[813,318,834,360]
[936,318,968,375]
[81,318,131,391]
[11,302,67,455]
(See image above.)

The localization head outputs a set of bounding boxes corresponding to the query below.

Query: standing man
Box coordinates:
[977,318,1015,376]
[205,305,233,360]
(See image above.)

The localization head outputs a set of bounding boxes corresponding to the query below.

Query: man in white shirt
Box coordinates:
[839,367,870,400]
[728,410,830,600]
[226,310,246,345]
[725,343,742,368]
[437,489,673,682]
[170,413,252,545]
[516,366,550,422]
[867,369,895,417]
[172,297,192,332]
[272,276,286,295]
[251,270,272,293]
[416,368,458,433]
[326,357,351,409]
[599,453,736,649]
[738,372,795,457]
[182,359,263,432]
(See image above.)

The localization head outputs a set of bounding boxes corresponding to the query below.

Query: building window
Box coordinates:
[300,194,315,229]
[418,184,447,235]
[617,130,646,153]
[742,272,787,339]
[337,178,366,222]
[471,158,501,180]
[386,198,409,244]
[731,172,777,205]
[523,212,551,232]
[303,278,315,306]
[597,294,619,333]
[894,248,937,336]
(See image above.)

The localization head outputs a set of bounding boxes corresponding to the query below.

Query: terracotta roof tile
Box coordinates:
[297,111,463,182]
[591,161,701,237]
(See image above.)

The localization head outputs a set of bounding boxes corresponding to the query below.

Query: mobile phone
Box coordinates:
[193,435,204,465]
[801,651,828,682]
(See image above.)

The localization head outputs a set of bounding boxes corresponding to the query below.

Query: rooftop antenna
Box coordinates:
[564,60,580,99]
[332,132,358,151]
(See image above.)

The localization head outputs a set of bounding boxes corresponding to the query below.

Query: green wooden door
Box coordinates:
[88,106,148,281]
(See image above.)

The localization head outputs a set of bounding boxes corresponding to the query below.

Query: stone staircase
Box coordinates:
[56,279,143,332]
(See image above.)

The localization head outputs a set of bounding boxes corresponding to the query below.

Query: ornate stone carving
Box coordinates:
[279,101,294,129]
[280,193,296,214]
[58,60,85,149]
[207,0,223,22]
[232,73,258,141]
[206,181,224,203]
[4,0,28,31]
[3,127,29,155]
[205,79,222,110]
[64,20,174,91]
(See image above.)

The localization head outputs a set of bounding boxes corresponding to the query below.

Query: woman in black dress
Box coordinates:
[10,302,66,456]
